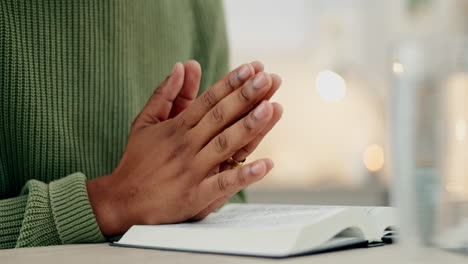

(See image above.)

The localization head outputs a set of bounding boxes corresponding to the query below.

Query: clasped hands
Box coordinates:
[86,61,283,236]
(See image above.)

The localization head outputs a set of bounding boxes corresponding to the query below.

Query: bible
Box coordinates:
[112,204,397,258]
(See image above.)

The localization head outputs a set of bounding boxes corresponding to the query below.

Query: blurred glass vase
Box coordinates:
[390,36,468,253]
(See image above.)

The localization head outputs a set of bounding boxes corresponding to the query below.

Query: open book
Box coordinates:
[112,204,397,258]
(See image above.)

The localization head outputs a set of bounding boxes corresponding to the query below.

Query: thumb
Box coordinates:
[136,62,185,126]
[169,60,202,118]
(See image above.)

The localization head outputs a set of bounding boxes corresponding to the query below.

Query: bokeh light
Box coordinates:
[363,144,385,172]
[315,70,347,102]
[392,62,404,74]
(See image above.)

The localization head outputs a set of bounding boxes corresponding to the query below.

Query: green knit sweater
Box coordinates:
[0,0,244,249]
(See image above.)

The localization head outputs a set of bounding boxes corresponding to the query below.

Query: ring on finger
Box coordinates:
[226,157,246,168]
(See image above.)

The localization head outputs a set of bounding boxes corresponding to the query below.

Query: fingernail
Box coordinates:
[250,162,265,176]
[271,73,282,86]
[250,61,264,72]
[253,101,269,120]
[171,62,180,75]
[275,103,283,114]
[253,73,267,89]
[238,65,250,80]
[265,159,274,169]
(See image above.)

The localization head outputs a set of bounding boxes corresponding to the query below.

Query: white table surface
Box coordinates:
[1,243,466,264]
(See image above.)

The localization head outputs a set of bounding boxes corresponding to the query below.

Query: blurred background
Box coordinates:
[223,0,468,206]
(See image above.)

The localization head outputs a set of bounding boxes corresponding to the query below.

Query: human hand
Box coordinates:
[149,60,282,220]
[86,61,283,236]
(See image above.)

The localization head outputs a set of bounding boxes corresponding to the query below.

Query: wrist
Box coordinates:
[86,174,124,236]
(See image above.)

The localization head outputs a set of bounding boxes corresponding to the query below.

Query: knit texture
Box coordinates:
[0,0,243,248]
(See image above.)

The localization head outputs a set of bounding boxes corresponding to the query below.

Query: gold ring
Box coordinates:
[226,157,246,168]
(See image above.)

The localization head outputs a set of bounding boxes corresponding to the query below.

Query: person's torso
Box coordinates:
[0,0,201,198]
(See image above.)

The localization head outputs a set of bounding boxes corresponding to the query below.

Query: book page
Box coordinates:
[353,206,397,240]
[171,204,348,229]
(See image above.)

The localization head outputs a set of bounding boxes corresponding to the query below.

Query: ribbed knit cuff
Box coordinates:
[0,195,28,248]
[49,173,105,244]
[16,180,62,247]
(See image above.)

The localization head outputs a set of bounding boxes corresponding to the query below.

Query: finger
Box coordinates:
[222,75,282,169]
[226,74,281,164]
[169,60,202,118]
[250,60,264,74]
[177,62,259,128]
[189,72,273,149]
[262,73,282,102]
[231,102,283,165]
[138,62,185,124]
[194,100,273,176]
[229,74,282,161]
[198,159,274,204]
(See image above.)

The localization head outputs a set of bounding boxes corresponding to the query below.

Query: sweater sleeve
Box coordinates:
[192,0,245,204]
[0,173,105,248]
